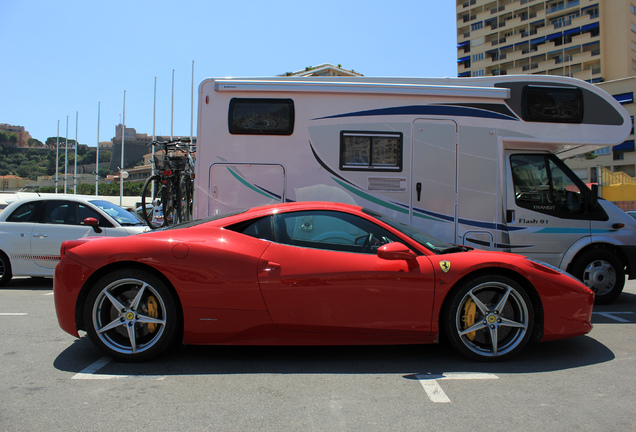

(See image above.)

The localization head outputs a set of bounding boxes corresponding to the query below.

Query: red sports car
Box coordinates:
[53,201,594,362]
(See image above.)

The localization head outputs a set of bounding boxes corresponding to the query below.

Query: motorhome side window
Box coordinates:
[510,154,585,216]
[340,132,402,171]
[522,86,583,123]
[228,98,294,135]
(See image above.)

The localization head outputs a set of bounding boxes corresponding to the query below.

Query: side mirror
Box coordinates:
[83,217,102,234]
[377,242,417,261]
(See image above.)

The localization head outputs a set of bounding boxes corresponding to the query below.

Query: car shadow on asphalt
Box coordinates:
[53,333,613,378]
[4,277,53,291]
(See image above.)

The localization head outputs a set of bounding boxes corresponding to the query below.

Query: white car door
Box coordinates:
[31,200,105,270]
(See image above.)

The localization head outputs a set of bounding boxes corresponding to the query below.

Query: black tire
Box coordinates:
[161,180,177,227]
[443,275,534,361]
[178,174,193,224]
[571,249,625,304]
[141,175,162,228]
[83,269,179,362]
[0,252,12,287]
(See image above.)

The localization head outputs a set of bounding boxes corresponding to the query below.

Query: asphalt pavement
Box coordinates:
[1,277,635,431]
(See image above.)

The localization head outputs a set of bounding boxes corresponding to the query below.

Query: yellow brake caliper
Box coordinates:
[147,296,159,333]
[462,298,477,341]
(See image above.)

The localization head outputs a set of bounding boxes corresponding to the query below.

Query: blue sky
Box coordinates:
[1,0,458,146]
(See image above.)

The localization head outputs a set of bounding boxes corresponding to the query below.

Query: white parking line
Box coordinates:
[72,357,165,380]
[592,311,635,323]
[416,372,499,403]
[0,313,27,316]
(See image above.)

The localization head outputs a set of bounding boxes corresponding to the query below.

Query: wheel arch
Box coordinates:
[0,249,13,286]
[565,242,628,275]
[439,267,544,343]
[74,261,184,338]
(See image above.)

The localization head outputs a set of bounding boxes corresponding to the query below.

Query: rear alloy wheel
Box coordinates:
[84,269,178,361]
[444,275,534,361]
[572,250,624,304]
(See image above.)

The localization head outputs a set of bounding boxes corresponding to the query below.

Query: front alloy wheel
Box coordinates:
[84,270,178,361]
[444,275,534,361]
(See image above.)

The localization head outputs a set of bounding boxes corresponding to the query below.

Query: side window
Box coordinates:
[510,154,585,216]
[522,86,583,123]
[6,202,40,222]
[273,210,400,254]
[228,98,294,135]
[44,201,78,225]
[228,216,275,241]
[78,204,103,226]
[340,131,402,171]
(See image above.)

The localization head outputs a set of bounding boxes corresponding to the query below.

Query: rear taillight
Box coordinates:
[59,239,85,258]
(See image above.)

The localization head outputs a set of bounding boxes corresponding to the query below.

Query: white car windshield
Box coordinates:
[89,200,145,226]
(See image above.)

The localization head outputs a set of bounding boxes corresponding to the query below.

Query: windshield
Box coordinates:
[89,199,146,226]
[362,208,458,254]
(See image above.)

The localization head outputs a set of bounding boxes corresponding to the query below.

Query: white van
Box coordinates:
[194,75,634,303]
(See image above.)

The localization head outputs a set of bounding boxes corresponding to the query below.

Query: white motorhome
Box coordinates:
[194,75,635,303]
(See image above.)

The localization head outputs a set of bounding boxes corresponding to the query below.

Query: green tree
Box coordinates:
[27,138,43,147]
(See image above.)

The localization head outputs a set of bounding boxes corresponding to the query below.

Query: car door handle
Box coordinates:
[32,233,48,238]
[262,261,281,272]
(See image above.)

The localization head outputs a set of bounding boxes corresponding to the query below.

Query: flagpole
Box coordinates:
[190,60,194,143]
[55,120,59,194]
[152,77,157,198]
[96,102,100,195]
[171,69,174,140]
[74,111,78,194]
[120,90,126,206]
[64,116,68,193]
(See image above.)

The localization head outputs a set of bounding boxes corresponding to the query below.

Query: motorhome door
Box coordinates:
[411,119,458,243]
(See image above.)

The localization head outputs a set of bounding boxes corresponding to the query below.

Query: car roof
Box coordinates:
[4,194,105,206]
[200,201,366,226]
[248,201,364,216]
[0,195,129,220]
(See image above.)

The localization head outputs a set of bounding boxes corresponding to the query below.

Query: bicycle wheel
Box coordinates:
[140,175,162,228]
[161,180,177,227]
[178,174,193,223]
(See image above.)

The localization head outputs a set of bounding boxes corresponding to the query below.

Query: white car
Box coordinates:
[0,195,149,286]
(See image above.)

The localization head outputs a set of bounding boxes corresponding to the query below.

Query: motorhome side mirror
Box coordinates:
[83,217,102,234]
[377,242,417,261]
[589,184,599,210]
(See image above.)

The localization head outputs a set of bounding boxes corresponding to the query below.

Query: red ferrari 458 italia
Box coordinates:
[53,201,594,362]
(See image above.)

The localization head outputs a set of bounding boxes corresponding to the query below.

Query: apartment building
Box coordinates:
[457,0,636,199]
[456,0,636,82]
[567,76,636,181]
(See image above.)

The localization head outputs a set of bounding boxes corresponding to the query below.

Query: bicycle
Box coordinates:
[140,138,195,228]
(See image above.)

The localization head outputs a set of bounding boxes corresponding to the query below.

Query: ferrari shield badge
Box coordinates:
[439,260,451,273]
